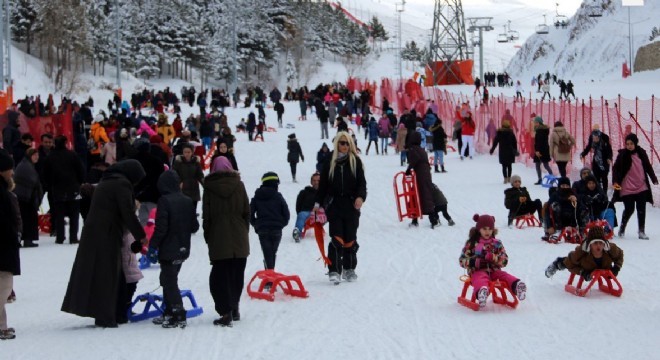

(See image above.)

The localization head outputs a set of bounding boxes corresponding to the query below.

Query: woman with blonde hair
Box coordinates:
[314,132,367,284]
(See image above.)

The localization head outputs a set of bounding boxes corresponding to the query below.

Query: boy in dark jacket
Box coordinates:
[431,183,455,226]
[287,134,304,182]
[148,171,199,328]
[250,172,290,280]
[544,177,588,241]
[504,175,543,227]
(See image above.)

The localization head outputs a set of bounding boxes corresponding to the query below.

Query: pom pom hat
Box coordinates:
[473,214,495,231]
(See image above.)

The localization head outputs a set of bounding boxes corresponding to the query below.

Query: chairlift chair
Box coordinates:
[536,15,550,35]
[508,29,519,41]
[588,3,603,17]
[497,26,509,43]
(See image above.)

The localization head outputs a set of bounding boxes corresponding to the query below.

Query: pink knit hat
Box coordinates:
[211,156,233,173]
[473,213,495,231]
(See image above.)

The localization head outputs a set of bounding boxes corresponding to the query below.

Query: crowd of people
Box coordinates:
[0,79,657,339]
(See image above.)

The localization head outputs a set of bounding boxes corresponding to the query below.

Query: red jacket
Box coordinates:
[461,117,476,136]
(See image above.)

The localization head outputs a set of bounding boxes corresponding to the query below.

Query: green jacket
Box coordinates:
[202,171,250,261]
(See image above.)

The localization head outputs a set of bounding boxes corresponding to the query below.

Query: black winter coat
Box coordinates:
[316,152,367,208]
[132,150,164,203]
[296,186,317,213]
[504,186,532,210]
[149,171,199,262]
[407,141,434,215]
[578,186,608,218]
[250,186,290,233]
[172,155,204,202]
[429,122,447,152]
[2,111,21,155]
[42,147,85,202]
[612,147,658,203]
[13,157,43,208]
[0,176,21,275]
[316,149,331,173]
[287,139,304,163]
[490,128,517,165]
[534,125,551,163]
[61,160,146,324]
[580,133,612,172]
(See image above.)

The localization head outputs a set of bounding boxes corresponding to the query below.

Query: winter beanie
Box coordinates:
[557,177,571,187]
[211,156,233,173]
[581,226,610,252]
[288,133,296,140]
[261,171,280,188]
[93,114,104,123]
[510,175,521,184]
[473,214,495,231]
[534,116,543,124]
[0,149,14,171]
[625,133,639,146]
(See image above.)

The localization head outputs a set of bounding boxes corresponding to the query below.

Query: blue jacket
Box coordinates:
[250,186,290,233]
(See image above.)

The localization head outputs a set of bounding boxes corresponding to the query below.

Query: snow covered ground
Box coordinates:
[3,98,660,359]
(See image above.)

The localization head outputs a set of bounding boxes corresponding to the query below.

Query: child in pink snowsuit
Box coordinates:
[459,214,527,308]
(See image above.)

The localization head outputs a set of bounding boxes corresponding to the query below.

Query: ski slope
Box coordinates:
[3,99,660,360]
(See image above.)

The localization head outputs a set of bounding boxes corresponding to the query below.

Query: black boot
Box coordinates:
[213,313,233,327]
[162,307,187,328]
[23,240,38,248]
[441,165,446,173]
[434,165,440,173]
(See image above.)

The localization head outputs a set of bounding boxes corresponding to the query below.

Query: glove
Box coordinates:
[130,240,143,254]
[581,269,593,282]
[405,168,412,176]
[611,265,620,277]
[147,247,159,264]
[485,252,494,263]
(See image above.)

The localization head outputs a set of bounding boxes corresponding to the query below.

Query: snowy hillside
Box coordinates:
[507,0,660,80]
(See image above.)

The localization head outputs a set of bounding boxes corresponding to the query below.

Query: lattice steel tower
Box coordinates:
[429,0,470,83]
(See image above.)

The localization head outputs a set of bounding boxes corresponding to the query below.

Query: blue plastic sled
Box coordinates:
[541,174,559,188]
[128,290,203,322]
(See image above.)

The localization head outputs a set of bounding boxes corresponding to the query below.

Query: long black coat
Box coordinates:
[612,147,658,204]
[533,125,551,163]
[406,132,434,215]
[0,176,21,275]
[132,149,164,204]
[61,160,146,324]
[172,155,204,202]
[490,128,517,165]
[287,139,304,164]
[150,171,199,262]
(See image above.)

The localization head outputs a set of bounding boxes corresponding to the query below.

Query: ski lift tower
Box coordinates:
[429,0,470,84]
[0,0,12,104]
[394,1,406,80]
[466,17,494,83]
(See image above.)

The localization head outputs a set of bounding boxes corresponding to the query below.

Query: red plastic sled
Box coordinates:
[38,213,51,234]
[457,276,519,311]
[514,214,541,229]
[393,171,422,221]
[584,220,613,240]
[246,270,309,302]
[303,209,331,266]
[564,270,623,297]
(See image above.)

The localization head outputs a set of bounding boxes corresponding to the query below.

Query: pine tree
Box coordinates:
[9,0,41,54]
[368,16,389,51]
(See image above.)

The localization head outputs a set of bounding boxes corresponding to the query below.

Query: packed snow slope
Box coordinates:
[3,99,660,360]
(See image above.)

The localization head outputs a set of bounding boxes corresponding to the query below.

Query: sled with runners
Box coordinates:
[246,270,309,302]
[457,275,519,311]
[564,270,622,297]
[393,171,422,221]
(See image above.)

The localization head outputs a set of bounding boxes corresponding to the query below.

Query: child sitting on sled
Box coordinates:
[544,226,623,280]
[459,214,527,308]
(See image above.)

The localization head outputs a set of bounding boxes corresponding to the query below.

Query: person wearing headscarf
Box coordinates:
[12,148,43,247]
[612,133,658,239]
[61,159,147,328]
[203,156,250,327]
[314,131,367,283]
[580,126,613,190]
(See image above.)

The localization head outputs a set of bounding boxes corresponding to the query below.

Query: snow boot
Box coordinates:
[441,165,447,173]
[447,219,455,226]
[0,328,16,340]
[23,240,38,248]
[476,287,489,308]
[342,269,358,282]
[292,228,301,243]
[162,307,187,329]
[152,313,171,325]
[409,218,419,227]
[232,308,240,321]
[545,257,566,278]
[213,313,233,327]
[329,272,341,284]
[434,165,440,173]
[639,231,649,240]
[514,281,527,301]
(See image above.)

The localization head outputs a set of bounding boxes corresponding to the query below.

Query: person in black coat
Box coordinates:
[532,117,553,184]
[580,128,613,190]
[61,160,147,328]
[489,119,518,183]
[504,175,543,227]
[131,139,164,225]
[293,173,320,242]
[250,172,290,272]
[314,132,367,283]
[612,133,658,239]
[318,107,329,139]
[316,143,331,173]
[429,119,448,173]
[287,134,304,182]
[246,112,256,141]
[577,175,608,221]
[545,177,588,239]
[148,170,199,328]
[210,140,238,171]
[12,133,34,166]
[274,101,285,128]
[79,160,108,221]
[0,150,20,339]
[42,135,85,244]
[12,149,43,247]
[1,111,21,158]
[406,132,439,228]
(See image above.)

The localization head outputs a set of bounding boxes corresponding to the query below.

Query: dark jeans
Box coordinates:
[115,270,137,324]
[535,161,553,180]
[501,163,512,179]
[592,166,609,192]
[434,204,452,221]
[508,199,543,224]
[210,258,247,316]
[290,162,298,179]
[18,199,39,241]
[557,161,568,177]
[620,192,647,232]
[52,200,80,243]
[366,139,379,154]
[160,262,183,314]
[327,198,360,273]
[258,229,282,270]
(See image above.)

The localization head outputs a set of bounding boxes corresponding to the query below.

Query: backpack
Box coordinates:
[557,135,571,154]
